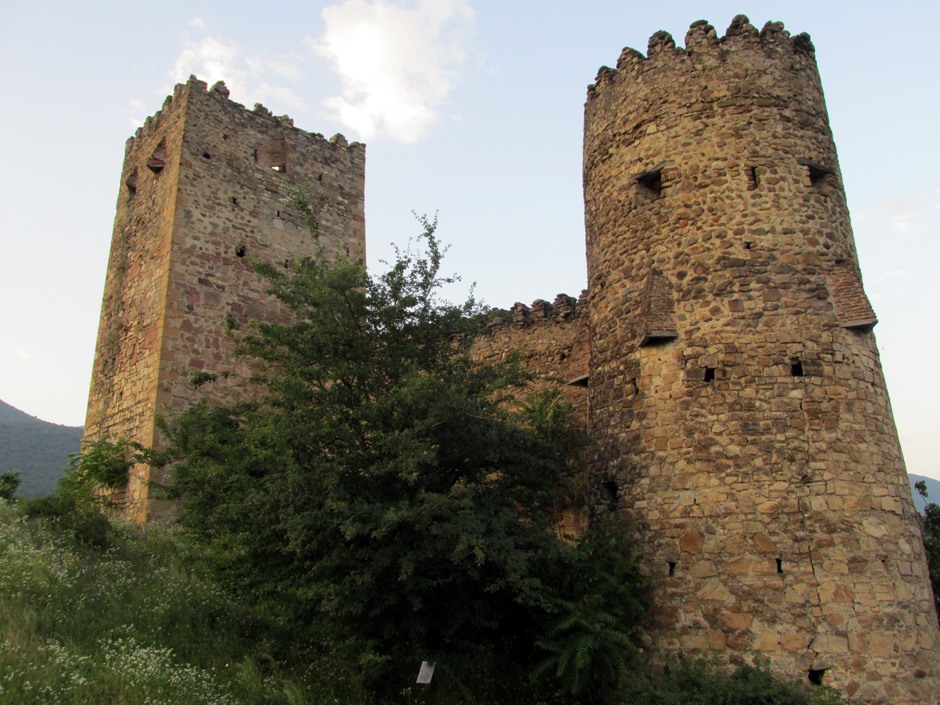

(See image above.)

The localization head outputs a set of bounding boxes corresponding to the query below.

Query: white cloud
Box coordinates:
[310,0,475,143]
[254,83,309,114]
[129,98,147,127]
[877,270,910,282]
[0,345,30,360]
[166,27,309,118]
[170,35,245,96]
[247,55,305,82]
[190,17,206,29]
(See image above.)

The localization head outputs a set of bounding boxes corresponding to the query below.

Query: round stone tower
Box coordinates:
[583,16,939,703]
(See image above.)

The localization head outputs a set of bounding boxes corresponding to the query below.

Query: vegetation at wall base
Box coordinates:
[8,219,843,703]
[914,480,940,622]
[158,218,601,699]
[1,496,845,704]
[620,656,844,704]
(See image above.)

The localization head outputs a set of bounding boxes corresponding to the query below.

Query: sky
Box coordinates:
[0,1,938,479]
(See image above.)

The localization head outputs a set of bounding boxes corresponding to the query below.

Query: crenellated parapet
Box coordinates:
[591,15,815,97]
[486,291,587,329]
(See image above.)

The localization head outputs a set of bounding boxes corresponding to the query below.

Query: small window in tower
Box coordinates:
[808,669,828,687]
[148,140,167,174]
[635,167,663,200]
[202,151,212,160]
[746,165,759,190]
[257,136,288,174]
[798,158,834,188]
[791,359,804,377]
[235,245,246,258]
[602,480,618,511]
[125,167,138,194]
[703,366,716,383]
[567,374,589,388]
[776,558,783,573]
[668,561,677,577]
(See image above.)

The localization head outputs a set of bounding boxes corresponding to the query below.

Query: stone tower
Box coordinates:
[83,76,365,522]
[583,16,939,703]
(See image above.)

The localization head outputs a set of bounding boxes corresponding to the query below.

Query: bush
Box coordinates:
[619,657,844,705]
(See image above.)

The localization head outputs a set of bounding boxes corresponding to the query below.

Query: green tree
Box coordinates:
[532,517,644,701]
[0,470,20,501]
[162,219,589,691]
[914,480,940,622]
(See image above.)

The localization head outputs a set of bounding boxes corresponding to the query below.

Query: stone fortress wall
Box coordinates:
[83,76,365,522]
[83,15,940,704]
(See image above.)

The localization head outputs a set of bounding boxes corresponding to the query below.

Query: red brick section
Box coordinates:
[828,261,878,330]
[640,270,678,344]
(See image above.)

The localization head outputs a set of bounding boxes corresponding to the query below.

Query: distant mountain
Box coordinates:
[910,474,940,515]
[0,400,82,497]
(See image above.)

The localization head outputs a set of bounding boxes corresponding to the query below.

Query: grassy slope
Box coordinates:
[0,501,365,705]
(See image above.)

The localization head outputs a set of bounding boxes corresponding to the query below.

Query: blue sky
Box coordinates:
[1,1,938,479]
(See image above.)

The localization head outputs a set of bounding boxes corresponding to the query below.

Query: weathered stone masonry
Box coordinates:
[84,16,940,705]
[83,76,365,522]
[582,16,938,704]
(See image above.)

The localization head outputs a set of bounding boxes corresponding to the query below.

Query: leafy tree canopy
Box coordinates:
[161,218,589,688]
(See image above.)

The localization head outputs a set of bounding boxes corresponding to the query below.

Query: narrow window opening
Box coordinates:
[283,259,291,269]
[703,366,716,383]
[668,561,677,577]
[798,158,834,188]
[776,558,783,573]
[271,164,286,173]
[601,480,618,511]
[744,241,753,250]
[567,374,589,388]
[747,165,759,189]
[147,140,167,174]
[808,669,827,687]
[231,197,238,206]
[791,360,804,377]
[235,245,246,258]
[125,168,138,194]
[317,173,324,182]
[275,209,281,217]
[636,168,663,200]
[630,378,639,396]
[202,151,211,159]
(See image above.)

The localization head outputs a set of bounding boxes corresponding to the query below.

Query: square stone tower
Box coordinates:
[83,76,365,522]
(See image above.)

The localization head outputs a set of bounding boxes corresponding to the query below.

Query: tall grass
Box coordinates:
[0,499,362,705]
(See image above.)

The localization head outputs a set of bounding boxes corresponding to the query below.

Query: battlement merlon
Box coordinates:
[124,75,364,158]
[587,16,816,98]
[485,291,588,329]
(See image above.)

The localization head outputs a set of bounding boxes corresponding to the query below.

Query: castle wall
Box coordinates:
[471,294,590,535]
[83,77,365,522]
[583,17,939,703]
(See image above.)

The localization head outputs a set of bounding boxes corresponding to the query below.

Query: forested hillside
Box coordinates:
[0,399,81,497]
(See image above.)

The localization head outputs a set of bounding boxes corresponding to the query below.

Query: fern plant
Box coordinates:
[532,518,643,701]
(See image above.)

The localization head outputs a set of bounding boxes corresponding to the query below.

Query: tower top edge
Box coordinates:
[588,15,815,94]
[126,75,364,154]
